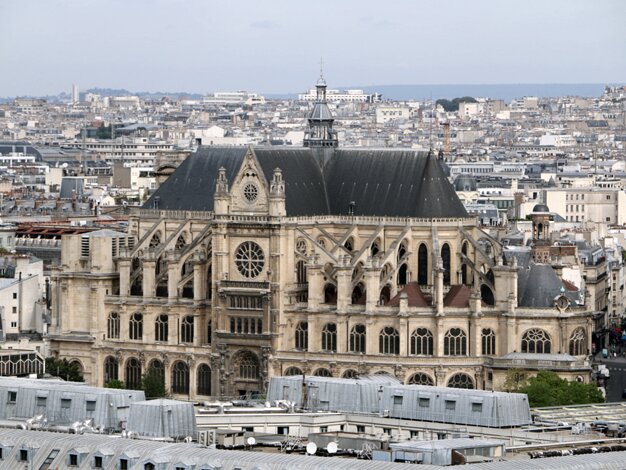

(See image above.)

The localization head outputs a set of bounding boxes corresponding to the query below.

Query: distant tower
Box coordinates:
[531,203,551,263]
[71,84,79,104]
[303,65,338,148]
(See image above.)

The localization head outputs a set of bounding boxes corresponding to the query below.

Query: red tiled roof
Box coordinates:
[387,281,429,307]
[444,284,471,308]
[562,279,579,292]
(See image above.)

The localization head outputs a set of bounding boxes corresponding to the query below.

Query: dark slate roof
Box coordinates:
[59,177,85,200]
[517,262,577,308]
[145,146,468,218]
[254,148,329,215]
[0,142,42,160]
[145,147,247,211]
[309,103,333,121]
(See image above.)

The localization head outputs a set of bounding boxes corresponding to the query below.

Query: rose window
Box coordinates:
[235,241,265,278]
[243,183,258,203]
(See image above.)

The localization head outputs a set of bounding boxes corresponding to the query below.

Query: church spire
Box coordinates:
[304,64,338,148]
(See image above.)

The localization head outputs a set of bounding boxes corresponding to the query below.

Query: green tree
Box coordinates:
[436,96,478,112]
[502,368,529,392]
[45,357,84,382]
[96,123,112,139]
[104,379,125,389]
[519,371,604,407]
[141,368,167,399]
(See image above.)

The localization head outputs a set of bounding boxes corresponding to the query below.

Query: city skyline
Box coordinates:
[1,0,625,97]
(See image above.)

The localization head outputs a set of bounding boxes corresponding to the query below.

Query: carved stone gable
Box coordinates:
[230,147,269,213]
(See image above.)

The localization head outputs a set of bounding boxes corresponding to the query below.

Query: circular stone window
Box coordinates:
[243,183,258,203]
[235,241,265,278]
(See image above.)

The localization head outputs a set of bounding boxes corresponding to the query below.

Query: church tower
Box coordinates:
[303,70,338,148]
[531,203,551,263]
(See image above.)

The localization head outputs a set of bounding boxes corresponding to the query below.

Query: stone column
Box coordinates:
[162,354,171,394]
[506,317,517,353]
[118,258,131,297]
[335,256,352,313]
[336,317,348,353]
[193,259,207,300]
[167,252,179,299]
[435,317,444,356]
[308,317,321,353]
[364,257,381,311]
[435,267,444,315]
[142,259,156,298]
[559,319,567,354]
[399,314,408,356]
[306,254,323,310]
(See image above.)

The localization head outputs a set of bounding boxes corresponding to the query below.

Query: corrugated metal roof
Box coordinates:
[0,428,420,469]
[468,451,626,469]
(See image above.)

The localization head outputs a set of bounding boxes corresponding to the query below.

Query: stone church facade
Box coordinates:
[49,79,594,400]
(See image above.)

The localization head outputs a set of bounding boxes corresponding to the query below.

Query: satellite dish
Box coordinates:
[247,437,256,446]
[327,442,338,454]
[306,442,318,455]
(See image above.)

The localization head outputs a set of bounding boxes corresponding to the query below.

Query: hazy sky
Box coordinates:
[1,0,624,96]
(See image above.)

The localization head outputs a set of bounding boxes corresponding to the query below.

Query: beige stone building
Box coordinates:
[49,79,595,400]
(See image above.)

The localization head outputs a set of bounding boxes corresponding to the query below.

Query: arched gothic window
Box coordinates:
[155,314,168,342]
[149,232,161,248]
[324,284,337,304]
[521,328,552,354]
[175,234,186,250]
[125,358,142,390]
[197,364,212,396]
[398,241,407,262]
[321,323,337,352]
[441,243,451,285]
[104,356,118,384]
[314,368,332,377]
[569,328,586,356]
[407,372,434,386]
[342,369,358,379]
[130,257,143,296]
[349,324,366,353]
[129,312,143,340]
[379,326,400,355]
[181,316,194,343]
[397,263,408,286]
[410,328,434,355]
[284,367,303,376]
[481,284,495,306]
[107,312,119,339]
[155,256,168,297]
[371,240,380,257]
[171,361,189,394]
[418,243,428,285]
[444,328,467,356]
[351,284,365,304]
[235,351,259,380]
[447,373,474,389]
[379,284,391,305]
[481,328,496,355]
[295,321,308,351]
[296,260,307,284]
